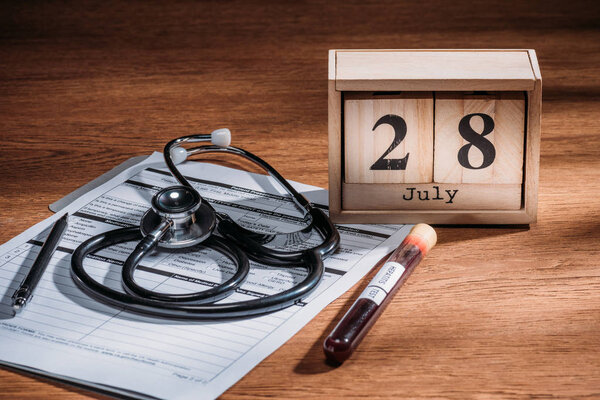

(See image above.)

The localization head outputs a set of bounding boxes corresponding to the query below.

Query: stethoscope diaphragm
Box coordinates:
[140,185,216,249]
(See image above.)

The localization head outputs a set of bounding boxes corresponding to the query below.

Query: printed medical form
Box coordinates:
[0,152,410,400]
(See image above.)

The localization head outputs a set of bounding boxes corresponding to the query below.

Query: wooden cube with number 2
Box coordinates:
[344,92,433,184]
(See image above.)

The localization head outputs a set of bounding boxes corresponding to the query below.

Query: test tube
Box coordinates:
[323,223,437,363]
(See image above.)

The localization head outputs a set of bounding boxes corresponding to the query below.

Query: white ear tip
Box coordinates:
[211,128,231,147]
[170,147,188,165]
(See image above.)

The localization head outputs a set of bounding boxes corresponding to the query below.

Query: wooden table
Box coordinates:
[1,1,599,398]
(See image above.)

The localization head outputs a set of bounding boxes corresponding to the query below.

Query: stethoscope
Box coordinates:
[71,129,340,319]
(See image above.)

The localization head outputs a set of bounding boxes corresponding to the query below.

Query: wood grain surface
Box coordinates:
[1,1,599,398]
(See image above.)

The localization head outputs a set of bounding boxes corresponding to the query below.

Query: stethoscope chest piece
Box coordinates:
[140,185,216,249]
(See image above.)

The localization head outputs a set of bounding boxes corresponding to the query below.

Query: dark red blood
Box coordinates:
[323,243,423,363]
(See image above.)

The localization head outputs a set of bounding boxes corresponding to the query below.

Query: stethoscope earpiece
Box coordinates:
[169,128,231,165]
[210,128,231,146]
[169,147,188,165]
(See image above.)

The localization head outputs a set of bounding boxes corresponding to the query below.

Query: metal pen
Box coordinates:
[12,213,69,312]
[323,223,437,363]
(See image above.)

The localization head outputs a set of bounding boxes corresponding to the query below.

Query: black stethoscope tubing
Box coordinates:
[71,227,326,319]
[70,134,340,319]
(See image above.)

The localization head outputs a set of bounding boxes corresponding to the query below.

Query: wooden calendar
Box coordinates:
[328,49,542,224]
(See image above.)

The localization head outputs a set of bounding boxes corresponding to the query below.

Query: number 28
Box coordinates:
[369,113,496,171]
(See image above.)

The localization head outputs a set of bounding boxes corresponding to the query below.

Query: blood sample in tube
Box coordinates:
[323,223,437,363]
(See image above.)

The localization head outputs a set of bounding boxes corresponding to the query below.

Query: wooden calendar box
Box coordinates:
[328,49,542,224]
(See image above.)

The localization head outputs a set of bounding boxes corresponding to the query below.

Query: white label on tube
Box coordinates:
[357,286,387,305]
[357,262,406,306]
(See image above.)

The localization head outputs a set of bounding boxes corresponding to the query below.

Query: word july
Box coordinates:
[402,186,458,204]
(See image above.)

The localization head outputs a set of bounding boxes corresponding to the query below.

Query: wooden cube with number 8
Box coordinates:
[434,92,526,185]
